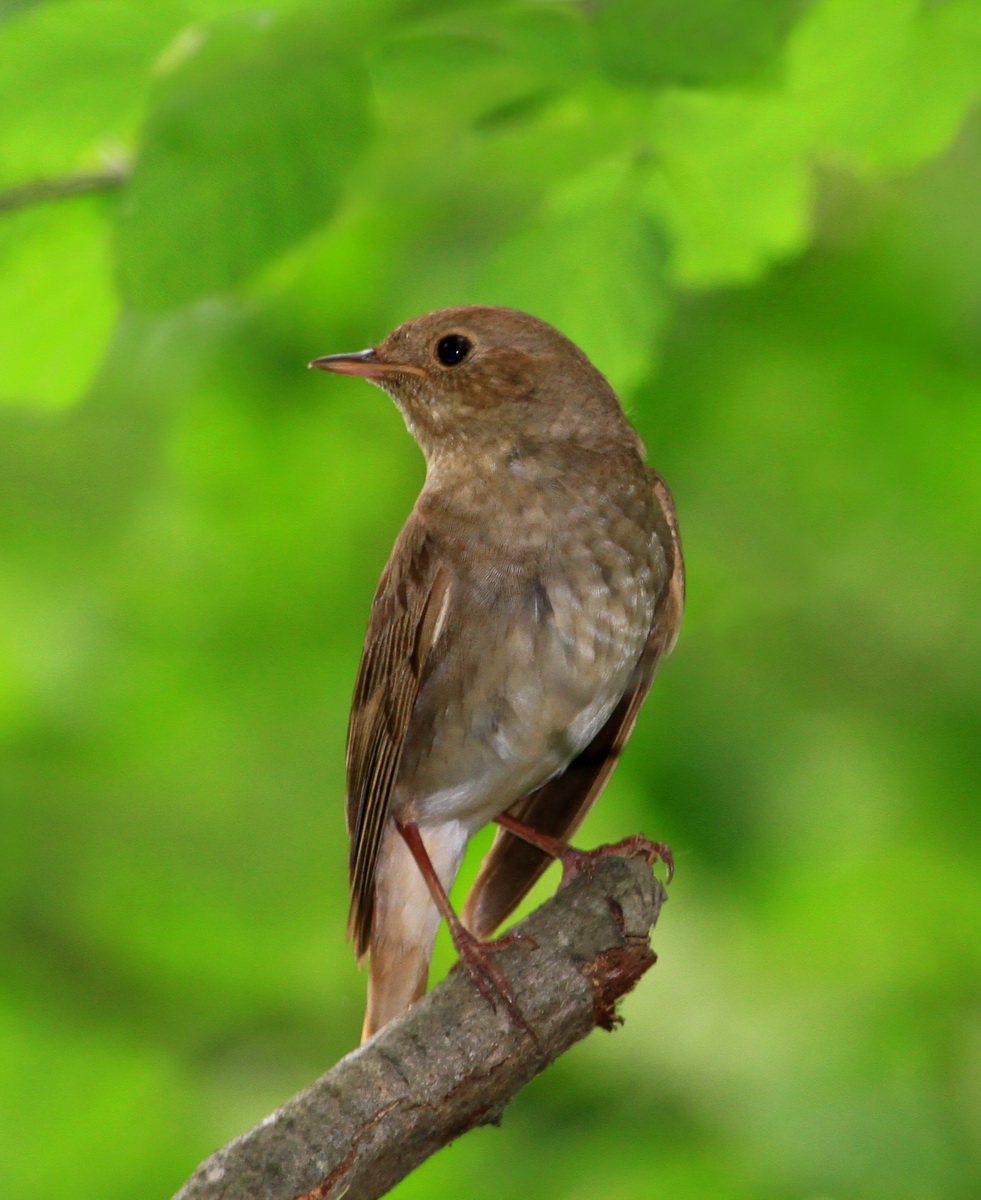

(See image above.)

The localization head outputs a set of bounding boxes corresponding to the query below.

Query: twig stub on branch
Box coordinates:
[173,854,667,1200]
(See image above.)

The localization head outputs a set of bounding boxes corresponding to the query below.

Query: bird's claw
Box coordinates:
[558,835,674,887]
[450,926,539,1044]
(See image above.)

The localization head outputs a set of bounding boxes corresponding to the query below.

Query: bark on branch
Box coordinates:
[173,856,667,1200]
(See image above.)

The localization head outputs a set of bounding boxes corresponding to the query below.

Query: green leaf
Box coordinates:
[646,90,813,287]
[0,199,118,409]
[0,0,42,25]
[590,0,812,88]
[0,0,188,186]
[788,0,981,171]
[114,9,374,310]
[478,157,668,394]
[369,2,589,123]
[646,0,981,287]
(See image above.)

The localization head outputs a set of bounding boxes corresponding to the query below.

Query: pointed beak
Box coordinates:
[308,348,425,379]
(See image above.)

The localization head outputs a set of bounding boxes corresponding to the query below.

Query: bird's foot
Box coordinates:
[494,812,674,886]
[557,836,674,887]
[449,923,539,1043]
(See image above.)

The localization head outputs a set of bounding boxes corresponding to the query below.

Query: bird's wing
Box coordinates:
[346,515,451,961]
[461,474,684,940]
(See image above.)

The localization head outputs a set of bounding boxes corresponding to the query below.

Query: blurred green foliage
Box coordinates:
[1,1,979,1197]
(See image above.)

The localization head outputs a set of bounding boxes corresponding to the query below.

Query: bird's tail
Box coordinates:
[361,819,469,1043]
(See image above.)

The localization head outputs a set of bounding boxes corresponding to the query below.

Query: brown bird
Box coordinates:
[311,306,684,1043]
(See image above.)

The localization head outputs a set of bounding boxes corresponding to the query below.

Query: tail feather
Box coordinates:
[363,941,431,1042]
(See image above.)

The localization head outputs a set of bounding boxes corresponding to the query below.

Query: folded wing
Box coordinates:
[346,516,451,961]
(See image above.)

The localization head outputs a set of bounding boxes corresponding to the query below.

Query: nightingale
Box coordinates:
[311,306,684,1043]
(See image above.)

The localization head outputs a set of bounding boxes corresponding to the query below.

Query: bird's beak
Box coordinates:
[308,348,425,379]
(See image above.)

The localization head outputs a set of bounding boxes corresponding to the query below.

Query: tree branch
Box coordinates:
[172,855,667,1200]
[0,166,128,215]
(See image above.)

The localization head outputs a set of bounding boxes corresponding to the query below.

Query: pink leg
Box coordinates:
[494,811,674,885]
[396,821,537,1040]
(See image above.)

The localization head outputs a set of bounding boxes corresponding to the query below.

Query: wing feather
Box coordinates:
[345,517,450,960]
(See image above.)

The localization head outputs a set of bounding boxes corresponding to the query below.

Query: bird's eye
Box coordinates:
[436,334,472,366]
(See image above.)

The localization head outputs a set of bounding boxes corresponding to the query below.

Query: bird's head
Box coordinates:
[310,306,633,457]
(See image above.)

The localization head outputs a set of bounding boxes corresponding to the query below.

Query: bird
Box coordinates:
[310,305,684,1043]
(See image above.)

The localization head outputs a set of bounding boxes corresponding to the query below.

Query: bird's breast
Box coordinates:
[394,457,663,828]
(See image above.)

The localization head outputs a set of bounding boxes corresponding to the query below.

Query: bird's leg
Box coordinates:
[395,820,537,1040]
[494,811,674,885]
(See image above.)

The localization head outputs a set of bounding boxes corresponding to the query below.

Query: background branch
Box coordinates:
[0,165,128,215]
[173,856,667,1200]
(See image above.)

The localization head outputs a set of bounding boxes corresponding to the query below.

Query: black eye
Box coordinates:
[436,334,472,366]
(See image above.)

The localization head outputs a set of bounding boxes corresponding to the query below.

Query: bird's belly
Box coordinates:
[410,683,622,827]
[395,603,646,829]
